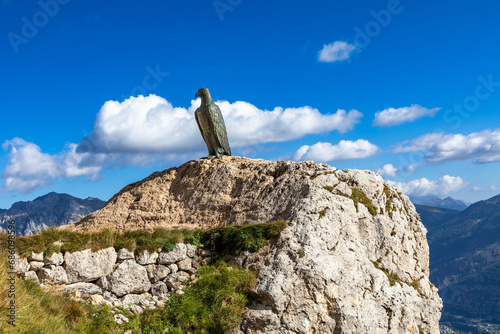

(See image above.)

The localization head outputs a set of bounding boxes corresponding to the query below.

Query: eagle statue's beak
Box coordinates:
[195,91,201,98]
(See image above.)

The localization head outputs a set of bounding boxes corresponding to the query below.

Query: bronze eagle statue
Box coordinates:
[194,88,232,158]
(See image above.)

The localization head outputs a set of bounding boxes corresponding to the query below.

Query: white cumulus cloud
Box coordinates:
[373,105,441,127]
[2,94,364,194]
[393,128,500,163]
[387,175,465,197]
[1,139,103,193]
[318,41,357,63]
[293,139,381,162]
[377,164,399,178]
[77,94,363,154]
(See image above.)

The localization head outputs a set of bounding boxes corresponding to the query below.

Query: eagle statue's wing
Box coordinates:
[195,107,209,148]
[208,103,231,155]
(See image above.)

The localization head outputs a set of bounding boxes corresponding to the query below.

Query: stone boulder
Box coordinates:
[121,292,151,306]
[144,264,170,283]
[29,252,43,262]
[105,260,151,297]
[13,254,30,274]
[29,261,44,271]
[158,244,188,264]
[117,248,135,260]
[21,271,39,282]
[64,247,117,283]
[64,282,102,298]
[150,281,168,297]
[164,271,190,290]
[38,265,68,285]
[136,250,158,265]
[44,252,64,266]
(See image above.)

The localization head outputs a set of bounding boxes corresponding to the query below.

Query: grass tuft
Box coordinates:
[203,220,288,256]
[13,227,204,258]
[350,188,377,216]
[138,260,256,334]
[383,185,394,219]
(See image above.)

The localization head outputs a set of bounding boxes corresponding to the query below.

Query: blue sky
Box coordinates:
[0,0,499,208]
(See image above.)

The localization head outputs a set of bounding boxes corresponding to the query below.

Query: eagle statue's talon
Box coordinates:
[194,88,232,159]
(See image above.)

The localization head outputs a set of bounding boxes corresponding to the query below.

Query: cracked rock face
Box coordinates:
[67,156,442,333]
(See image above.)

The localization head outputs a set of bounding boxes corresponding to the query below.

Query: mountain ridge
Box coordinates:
[0,192,105,236]
[411,196,468,211]
[425,193,500,323]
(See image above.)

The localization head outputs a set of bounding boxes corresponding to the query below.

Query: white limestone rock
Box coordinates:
[176,258,194,274]
[22,271,39,283]
[64,282,102,298]
[136,249,158,265]
[121,292,151,306]
[144,264,170,283]
[64,247,117,283]
[30,252,43,262]
[164,271,190,290]
[44,252,64,266]
[150,281,168,297]
[29,261,44,271]
[106,260,151,297]
[117,248,135,261]
[37,265,69,285]
[66,157,442,333]
[158,244,188,264]
[186,244,197,258]
[13,254,30,274]
[114,314,129,325]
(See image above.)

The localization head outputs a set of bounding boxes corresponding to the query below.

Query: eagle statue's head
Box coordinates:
[195,88,210,98]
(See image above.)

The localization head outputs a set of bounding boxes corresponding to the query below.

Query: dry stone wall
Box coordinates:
[14,243,210,314]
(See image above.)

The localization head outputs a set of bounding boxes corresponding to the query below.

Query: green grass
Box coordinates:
[0,221,289,333]
[350,188,377,216]
[372,258,402,287]
[383,185,395,219]
[409,280,421,291]
[10,228,204,258]
[139,261,256,334]
[202,220,288,256]
[323,185,335,192]
[0,253,254,333]
[9,221,288,259]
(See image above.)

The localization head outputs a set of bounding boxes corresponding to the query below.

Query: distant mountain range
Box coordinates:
[0,192,105,236]
[415,194,500,325]
[411,196,469,211]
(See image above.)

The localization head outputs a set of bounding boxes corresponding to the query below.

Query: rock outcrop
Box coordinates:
[66,156,442,333]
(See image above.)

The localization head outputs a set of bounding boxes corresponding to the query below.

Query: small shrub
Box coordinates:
[319,209,327,218]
